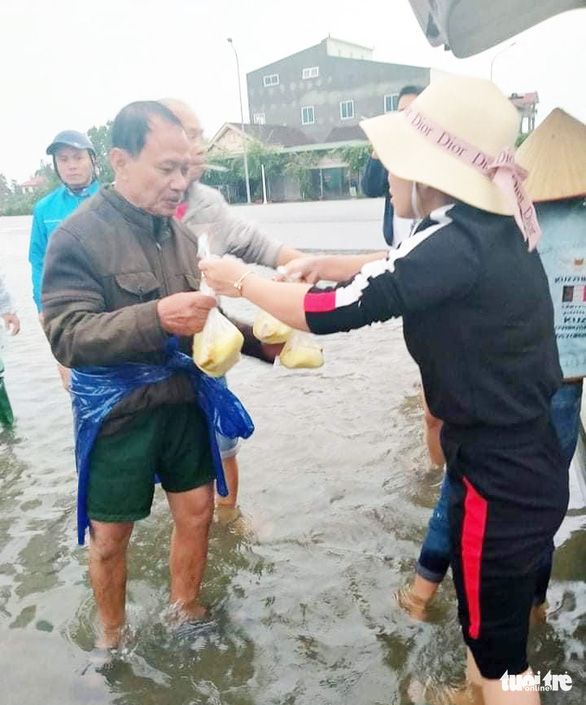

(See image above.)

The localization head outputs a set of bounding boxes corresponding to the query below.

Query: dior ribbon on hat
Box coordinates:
[403,105,541,249]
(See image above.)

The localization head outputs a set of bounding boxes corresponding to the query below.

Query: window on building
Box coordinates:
[253,113,266,125]
[301,106,315,125]
[340,100,355,120]
[263,74,279,87]
[384,94,399,113]
[302,66,319,79]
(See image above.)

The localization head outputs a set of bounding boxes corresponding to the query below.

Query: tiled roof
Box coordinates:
[19,176,46,188]
[324,125,368,142]
[227,123,314,148]
[510,92,539,106]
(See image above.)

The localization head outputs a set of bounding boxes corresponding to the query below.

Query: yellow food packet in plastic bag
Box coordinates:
[193,308,244,377]
[279,330,324,369]
[252,310,292,344]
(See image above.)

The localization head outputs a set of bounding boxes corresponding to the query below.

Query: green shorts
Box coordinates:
[87,403,214,523]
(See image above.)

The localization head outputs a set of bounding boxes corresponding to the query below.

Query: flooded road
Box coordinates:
[1,202,585,704]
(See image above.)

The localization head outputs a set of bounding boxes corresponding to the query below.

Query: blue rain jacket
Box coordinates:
[537,199,586,379]
[70,337,254,545]
[28,181,99,311]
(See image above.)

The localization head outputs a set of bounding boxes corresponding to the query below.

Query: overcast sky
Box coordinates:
[1,0,585,182]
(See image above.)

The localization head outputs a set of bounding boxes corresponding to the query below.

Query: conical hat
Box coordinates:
[516,109,586,202]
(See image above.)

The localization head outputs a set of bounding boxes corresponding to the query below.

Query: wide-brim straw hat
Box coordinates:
[516,108,586,202]
[360,75,521,215]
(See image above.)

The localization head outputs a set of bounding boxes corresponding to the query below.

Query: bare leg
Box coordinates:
[467,648,483,688]
[421,391,445,468]
[395,574,440,621]
[57,363,70,392]
[216,455,239,507]
[412,573,440,602]
[89,520,134,648]
[167,483,214,620]
[483,671,540,704]
[468,649,540,705]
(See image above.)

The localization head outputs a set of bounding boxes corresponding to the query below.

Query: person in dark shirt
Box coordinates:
[361,85,423,246]
[199,76,568,705]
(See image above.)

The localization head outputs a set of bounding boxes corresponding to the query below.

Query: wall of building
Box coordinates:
[247,41,430,143]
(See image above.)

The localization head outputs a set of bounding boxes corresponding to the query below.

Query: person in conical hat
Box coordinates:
[199,75,568,705]
[517,108,586,203]
[520,108,586,490]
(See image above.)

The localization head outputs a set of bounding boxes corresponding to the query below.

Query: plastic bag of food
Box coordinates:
[193,232,244,377]
[193,308,244,377]
[279,330,324,369]
[252,310,292,344]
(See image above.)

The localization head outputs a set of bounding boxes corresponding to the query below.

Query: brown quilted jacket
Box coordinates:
[42,186,206,431]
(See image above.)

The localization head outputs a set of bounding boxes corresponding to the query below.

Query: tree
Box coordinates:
[87,122,114,183]
[35,160,60,191]
[334,145,370,173]
[285,151,323,200]
[0,174,11,207]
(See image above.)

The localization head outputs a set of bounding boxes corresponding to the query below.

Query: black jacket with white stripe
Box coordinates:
[306,202,562,428]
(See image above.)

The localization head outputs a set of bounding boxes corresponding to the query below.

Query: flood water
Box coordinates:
[1,202,585,704]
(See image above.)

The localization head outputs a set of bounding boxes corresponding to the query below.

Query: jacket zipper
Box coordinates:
[155,239,170,297]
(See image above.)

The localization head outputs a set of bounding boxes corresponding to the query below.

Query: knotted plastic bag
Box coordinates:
[279,330,324,369]
[193,234,243,377]
[270,266,324,369]
[193,308,244,377]
[252,310,292,344]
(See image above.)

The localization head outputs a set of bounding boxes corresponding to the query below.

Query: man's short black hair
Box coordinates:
[111,101,183,157]
[399,85,424,101]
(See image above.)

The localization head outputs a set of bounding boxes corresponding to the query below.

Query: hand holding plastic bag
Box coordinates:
[193,234,244,377]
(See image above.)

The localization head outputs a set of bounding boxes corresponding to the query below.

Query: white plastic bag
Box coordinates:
[252,310,292,344]
[193,234,244,377]
[279,329,324,369]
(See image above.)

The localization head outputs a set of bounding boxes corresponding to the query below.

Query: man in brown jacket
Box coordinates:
[42,101,220,651]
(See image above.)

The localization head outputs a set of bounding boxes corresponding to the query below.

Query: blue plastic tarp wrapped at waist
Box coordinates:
[70,336,254,545]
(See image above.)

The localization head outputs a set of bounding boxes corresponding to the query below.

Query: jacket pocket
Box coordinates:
[184,273,201,291]
[115,272,160,303]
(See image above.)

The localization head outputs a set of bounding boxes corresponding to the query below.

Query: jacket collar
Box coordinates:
[101,185,168,238]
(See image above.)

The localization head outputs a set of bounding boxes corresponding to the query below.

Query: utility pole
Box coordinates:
[490,42,517,82]
[227,38,251,204]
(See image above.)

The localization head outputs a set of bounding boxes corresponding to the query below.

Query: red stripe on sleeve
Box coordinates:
[304,290,337,313]
[461,477,488,640]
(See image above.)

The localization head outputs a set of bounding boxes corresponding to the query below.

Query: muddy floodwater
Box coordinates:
[1,201,585,704]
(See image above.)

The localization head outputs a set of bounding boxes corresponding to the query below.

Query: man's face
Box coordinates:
[54,146,93,188]
[398,93,418,112]
[112,117,190,217]
[182,113,206,183]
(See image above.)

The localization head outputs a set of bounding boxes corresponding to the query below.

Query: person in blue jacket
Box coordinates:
[29,130,100,314]
[29,130,99,388]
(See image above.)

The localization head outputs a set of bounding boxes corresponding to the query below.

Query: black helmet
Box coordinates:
[46,130,95,157]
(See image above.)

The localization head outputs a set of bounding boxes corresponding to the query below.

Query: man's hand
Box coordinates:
[2,313,20,335]
[156,292,217,336]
